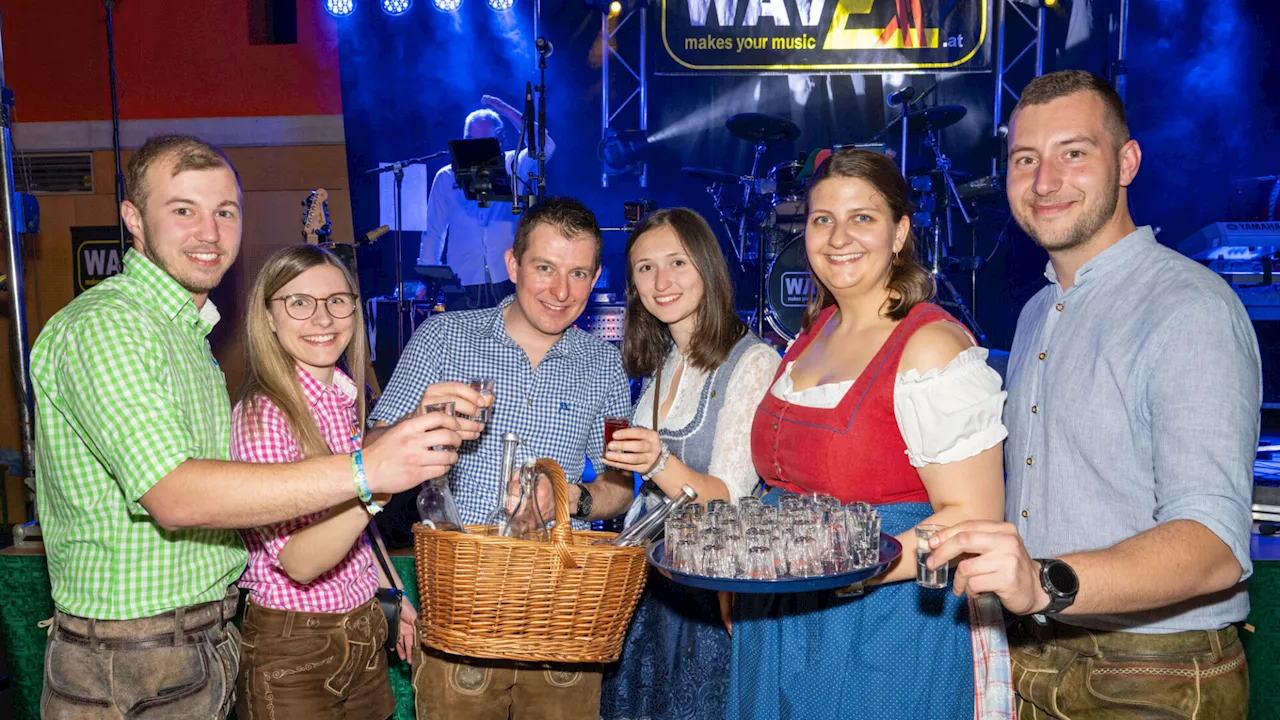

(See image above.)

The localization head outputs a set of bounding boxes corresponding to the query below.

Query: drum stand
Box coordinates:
[737,140,768,261]
[920,130,986,344]
[731,139,771,336]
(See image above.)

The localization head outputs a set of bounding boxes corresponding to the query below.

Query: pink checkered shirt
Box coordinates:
[231,366,379,613]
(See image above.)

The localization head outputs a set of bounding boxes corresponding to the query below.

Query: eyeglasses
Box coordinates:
[269,292,359,320]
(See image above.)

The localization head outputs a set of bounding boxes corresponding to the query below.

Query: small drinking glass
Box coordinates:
[468,378,496,422]
[604,416,630,449]
[915,524,949,589]
[420,401,455,451]
[700,542,734,578]
[786,535,822,578]
[706,499,732,516]
[672,539,699,573]
[747,546,777,580]
[779,495,805,514]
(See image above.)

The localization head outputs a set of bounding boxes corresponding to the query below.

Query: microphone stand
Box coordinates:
[104,1,126,256]
[536,38,550,199]
[365,151,448,353]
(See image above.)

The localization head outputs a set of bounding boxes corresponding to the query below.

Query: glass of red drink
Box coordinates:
[604,416,630,448]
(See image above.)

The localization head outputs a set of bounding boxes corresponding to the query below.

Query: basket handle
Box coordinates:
[535,458,579,569]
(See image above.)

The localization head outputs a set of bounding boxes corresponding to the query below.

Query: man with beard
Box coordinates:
[925,71,1258,718]
[31,135,463,718]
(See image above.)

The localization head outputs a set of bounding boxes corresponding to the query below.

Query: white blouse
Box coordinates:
[633,343,782,500]
[770,346,1008,467]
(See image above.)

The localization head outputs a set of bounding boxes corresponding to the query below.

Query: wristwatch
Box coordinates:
[573,484,593,519]
[1035,558,1079,615]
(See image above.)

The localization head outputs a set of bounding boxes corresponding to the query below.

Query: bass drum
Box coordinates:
[765,236,812,341]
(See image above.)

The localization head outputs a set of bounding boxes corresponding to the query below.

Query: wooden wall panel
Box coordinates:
[0,144,353,456]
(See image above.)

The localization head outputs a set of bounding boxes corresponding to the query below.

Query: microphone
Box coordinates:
[887,86,916,106]
[535,37,553,58]
[524,81,537,157]
[360,225,390,245]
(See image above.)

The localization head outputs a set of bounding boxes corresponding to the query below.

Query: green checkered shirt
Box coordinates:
[31,249,247,620]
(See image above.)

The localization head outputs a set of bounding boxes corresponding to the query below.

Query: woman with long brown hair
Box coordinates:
[729,149,1008,719]
[599,208,780,720]
[231,245,427,719]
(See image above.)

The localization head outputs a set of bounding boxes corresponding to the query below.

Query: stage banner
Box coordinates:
[656,0,992,75]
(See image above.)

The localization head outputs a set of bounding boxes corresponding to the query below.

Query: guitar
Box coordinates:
[302,188,389,259]
[300,188,384,399]
[302,188,333,245]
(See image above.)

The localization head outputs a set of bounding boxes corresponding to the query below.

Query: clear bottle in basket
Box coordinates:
[485,433,524,534]
[417,478,467,532]
[606,485,698,546]
[502,459,552,539]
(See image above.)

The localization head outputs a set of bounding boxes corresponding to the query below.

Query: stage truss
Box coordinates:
[600,4,648,187]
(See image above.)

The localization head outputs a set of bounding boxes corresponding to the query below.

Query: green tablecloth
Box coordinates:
[0,546,421,720]
[2,547,1277,720]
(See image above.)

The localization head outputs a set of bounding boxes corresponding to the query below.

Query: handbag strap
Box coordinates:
[652,360,662,431]
[637,360,664,499]
[366,524,400,593]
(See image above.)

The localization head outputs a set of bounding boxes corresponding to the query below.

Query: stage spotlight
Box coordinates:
[599,129,650,175]
[432,0,460,10]
[325,0,356,16]
[382,0,412,15]
[487,0,517,10]
[608,1,622,14]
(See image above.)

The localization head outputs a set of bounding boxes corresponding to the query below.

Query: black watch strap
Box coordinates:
[1036,558,1079,615]
[574,484,593,519]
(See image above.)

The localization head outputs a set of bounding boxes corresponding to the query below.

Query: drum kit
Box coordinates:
[683,101,1000,344]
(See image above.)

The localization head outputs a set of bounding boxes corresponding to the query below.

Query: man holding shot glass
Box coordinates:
[366,197,634,720]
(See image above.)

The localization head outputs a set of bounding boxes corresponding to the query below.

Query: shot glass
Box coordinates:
[747,546,778,580]
[468,378,496,423]
[604,416,630,446]
[420,401,455,450]
[914,524,949,589]
[603,416,630,467]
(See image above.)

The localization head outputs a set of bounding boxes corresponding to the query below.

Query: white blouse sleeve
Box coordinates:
[706,344,783,500]
[894,346,1008,468]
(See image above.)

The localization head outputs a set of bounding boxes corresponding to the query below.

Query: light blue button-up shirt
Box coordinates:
[1005,226,1260,633]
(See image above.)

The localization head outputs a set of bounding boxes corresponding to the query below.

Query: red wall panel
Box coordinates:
[0,0,342,122]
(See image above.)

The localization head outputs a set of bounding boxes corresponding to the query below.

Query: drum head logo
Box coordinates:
[781,272,812,307]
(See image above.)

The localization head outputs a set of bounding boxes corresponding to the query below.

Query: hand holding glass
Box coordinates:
[914,524,949,589]
[468,379,496,423]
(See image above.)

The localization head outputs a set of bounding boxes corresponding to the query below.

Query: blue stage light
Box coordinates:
[487,0,517,10]
[383,0,412,15]
[432,0,461,11]
[325,0,356,17]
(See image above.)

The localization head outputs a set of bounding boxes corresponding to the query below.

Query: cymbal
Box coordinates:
[682,166,742,185]
[726,113,801,145]
[872,104,967,142]
[909,168,974,184]
[906,105,967,133]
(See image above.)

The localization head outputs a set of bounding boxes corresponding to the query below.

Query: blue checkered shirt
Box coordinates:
[370,296,632,527]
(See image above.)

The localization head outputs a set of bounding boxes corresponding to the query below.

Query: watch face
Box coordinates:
[1046,561,1079,595]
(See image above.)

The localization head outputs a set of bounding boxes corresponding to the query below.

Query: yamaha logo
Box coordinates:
[1224,222,1280,232]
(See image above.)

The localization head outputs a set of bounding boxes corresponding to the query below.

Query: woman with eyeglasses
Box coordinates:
[230,245,425,719]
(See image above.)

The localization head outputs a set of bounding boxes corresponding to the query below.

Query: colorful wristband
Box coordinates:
[351,449,381,515]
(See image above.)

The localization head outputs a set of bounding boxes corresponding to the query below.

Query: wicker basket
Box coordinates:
[412,458,649,663]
